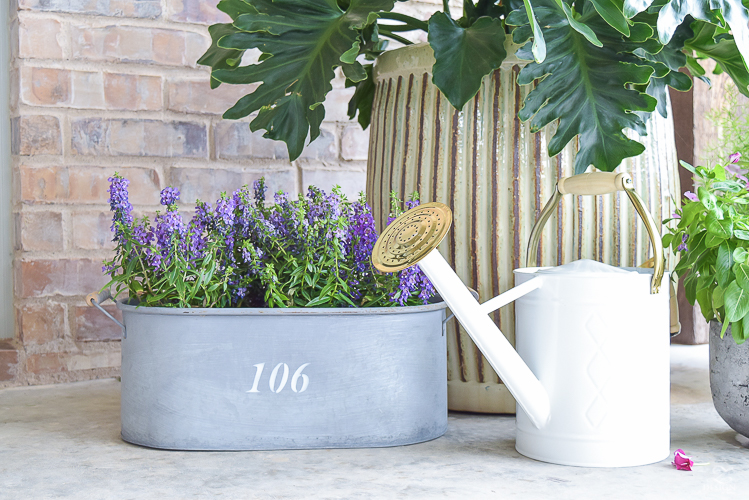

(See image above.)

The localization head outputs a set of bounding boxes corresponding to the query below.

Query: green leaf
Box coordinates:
[556,0,604,46]
[346,64,376,128]
[428,14,507,110]
[588,0,630,36]
[734,262,749,290]
[735,319,748,343]
[724,280,749,321]
[713,284,725,309]
[218,0,256,20]
[623,0,654,18]
[696,285,713,318]
[197,24,246,88]
[207,0,396,160]
[735,230,749,240]
[717,242,734,286]
[685,21,749,96]
[656,0,720,47]
[524,0,548,62]
[511,1,656,173]
[734,246,749,262]
[698,185,718,210]
[685,272,699,303]
[706,211,733,239]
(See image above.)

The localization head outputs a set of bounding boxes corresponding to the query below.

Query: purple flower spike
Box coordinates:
[730,152,741,164]
[107,173,133,241]
[160,187,180,206]
[684,191,699,202]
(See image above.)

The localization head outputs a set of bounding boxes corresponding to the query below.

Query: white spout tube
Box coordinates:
[479,277,543,316]
[419,250,551,429]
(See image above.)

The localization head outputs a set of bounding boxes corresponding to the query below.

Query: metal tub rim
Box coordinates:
[117,299,447,317]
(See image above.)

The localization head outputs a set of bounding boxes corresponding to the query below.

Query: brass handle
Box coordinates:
[526,172,665,295]
[557,172,630,195]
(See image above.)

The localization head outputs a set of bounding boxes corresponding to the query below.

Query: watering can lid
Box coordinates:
[535,259,635,276]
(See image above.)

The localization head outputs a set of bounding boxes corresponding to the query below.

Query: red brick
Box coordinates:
[71,26,204,67]
[16,259,108,298]
[169,167,298,204]
[19,0,161,18]
[167,0,231,25]
[168,78,256,115]
[214,121,289,160]
[18,302,66,345]
[322,87,356,122]
[341,125,370,161]
[299,127,337,160]
[0,342,19,382]
[18,15,63,59]
[72,211,115,250]
[20,67,71,106]
[16,211,64,251]
[19,166,162,205]
[70,71,106,109]
[104,73,162,111]
[26,352,65,375]
[75,305,123,342]
[301,167,367,200]
[71,118,207,158]
[11,115,62,156]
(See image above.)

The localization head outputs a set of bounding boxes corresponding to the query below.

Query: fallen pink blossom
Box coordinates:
[672,449,694,471]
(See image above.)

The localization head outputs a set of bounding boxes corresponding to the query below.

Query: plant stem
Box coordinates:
[443,0,451,16]
[378,29,413,46]
[377,12,429,31]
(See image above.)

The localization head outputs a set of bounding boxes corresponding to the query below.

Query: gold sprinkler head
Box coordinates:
[371,202,453,273]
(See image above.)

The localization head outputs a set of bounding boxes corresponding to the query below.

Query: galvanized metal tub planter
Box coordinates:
[116,300,448,451]
[368,43,680,413]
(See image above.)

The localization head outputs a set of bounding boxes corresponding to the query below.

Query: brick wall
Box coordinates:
[3,0,454,386]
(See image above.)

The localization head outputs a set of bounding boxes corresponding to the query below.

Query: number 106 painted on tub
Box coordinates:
[246,362,310,394]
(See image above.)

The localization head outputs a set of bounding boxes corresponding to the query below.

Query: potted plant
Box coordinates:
[666,154,749,439]
[92,174,448,450]
[198,0,749,412]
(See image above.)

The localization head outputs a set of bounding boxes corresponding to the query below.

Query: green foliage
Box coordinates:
[667,156,749,343]
[199,0,749,172]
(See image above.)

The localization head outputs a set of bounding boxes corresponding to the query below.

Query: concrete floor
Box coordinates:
[1,345,747,500]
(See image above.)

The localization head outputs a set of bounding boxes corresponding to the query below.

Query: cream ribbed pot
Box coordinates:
[367,43,679,413]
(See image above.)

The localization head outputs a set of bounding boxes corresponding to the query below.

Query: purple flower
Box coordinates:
[160,187,180,206]
[107,174,133,241]
[671,212,681,219]
[729,152,741,164]
[684,191,699,202]
[253,178,267,207]
[677,233,688,252]
[154,210,186,255]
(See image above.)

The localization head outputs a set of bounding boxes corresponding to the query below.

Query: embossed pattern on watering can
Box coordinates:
[368,43,680,413]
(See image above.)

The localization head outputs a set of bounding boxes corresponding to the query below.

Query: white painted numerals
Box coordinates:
[246,363,310,394]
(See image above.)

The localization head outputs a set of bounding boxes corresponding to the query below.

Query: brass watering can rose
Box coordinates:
[372,202,452,273]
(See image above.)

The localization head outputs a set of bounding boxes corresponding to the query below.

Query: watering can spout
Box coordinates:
[418,251,552,429]
[370,202,550,428]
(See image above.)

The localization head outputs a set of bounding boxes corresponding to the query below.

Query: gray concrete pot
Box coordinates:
[116,300,448,451]
[709,321,749,438]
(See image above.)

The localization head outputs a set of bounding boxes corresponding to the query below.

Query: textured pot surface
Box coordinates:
[709,322,749,438]
[369,43,679,413]
[118,302,448,450]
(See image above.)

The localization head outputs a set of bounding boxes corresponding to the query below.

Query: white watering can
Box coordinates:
[372,172,676,467]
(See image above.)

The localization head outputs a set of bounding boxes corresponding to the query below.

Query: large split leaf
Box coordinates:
[508,0,656,173]
[685,20,749,96]
[203,0,395,160]
[428,13,507,110]
[657,0,749,65]
[588,0,630,35]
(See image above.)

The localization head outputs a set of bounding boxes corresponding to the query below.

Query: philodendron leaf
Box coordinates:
[623,0,654,18]
[587,0,630,36]
[428,13,507,110]
[197,24,246,89]
[685,20,749,96]
[658,0,749,68]
[556,0,603,46]
[523,0,548,62]
[724,280,749,321]
[204,0,396,160]
[509,0,656,173]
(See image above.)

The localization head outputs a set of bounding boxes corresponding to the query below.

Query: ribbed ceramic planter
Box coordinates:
[368,43,680,413]
[709,322,749,438]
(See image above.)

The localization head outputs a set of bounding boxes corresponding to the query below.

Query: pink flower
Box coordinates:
[671,212,681,219]
[729,152,741,163]
[684,191,699,202]
[672,449,694,471]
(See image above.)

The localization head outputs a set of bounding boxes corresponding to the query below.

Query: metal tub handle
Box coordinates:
[86,289,126,339]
